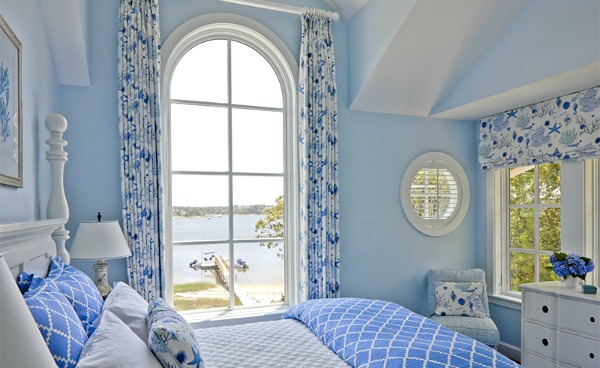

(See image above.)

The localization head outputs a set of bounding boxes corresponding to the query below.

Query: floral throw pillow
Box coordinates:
[147,298,206,368]
[434,281,487,317]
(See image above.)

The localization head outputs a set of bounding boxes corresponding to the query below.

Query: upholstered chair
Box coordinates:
[427,268,500,348]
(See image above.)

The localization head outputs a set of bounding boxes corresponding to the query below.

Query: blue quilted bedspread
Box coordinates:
[283,298,521,368]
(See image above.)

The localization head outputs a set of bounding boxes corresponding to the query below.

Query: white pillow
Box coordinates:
[76,310,162,368]
[101,282,149,342]
[434,281,487,317]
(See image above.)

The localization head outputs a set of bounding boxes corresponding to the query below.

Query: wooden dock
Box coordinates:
[214,255,254,305]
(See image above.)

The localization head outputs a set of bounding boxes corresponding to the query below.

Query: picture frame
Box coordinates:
[0,15,22,187]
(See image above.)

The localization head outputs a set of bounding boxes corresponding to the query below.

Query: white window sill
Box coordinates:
[182,304,290,329]
[488,294,522,311]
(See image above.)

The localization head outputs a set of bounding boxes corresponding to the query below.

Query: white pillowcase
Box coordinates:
[102,282,149,342]
[434,281,487,317]
[76,310,162,368]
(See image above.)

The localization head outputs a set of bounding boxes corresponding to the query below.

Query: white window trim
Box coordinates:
[160,14,299,314]
[487,159,600,307]
[400,152,470,236]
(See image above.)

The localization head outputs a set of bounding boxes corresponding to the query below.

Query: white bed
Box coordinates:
[0,114,521,368]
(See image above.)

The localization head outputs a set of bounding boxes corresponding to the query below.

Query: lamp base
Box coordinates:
[92,260,112,298]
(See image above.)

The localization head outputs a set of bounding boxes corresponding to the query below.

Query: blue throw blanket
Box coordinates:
[283,298,521,368]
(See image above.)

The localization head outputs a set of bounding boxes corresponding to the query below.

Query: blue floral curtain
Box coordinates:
[118,0,164,300]
[298,10,340,300]
[479,86,600,170]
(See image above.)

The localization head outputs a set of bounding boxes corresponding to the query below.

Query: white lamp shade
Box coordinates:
[70,221,131,260]
[0,256,57,367]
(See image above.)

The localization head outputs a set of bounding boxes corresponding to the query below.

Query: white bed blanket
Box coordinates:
[196,319,351,367]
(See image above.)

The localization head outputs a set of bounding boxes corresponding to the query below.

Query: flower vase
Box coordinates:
[563,275,578,289]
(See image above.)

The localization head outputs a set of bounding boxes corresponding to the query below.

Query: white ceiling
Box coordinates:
[42,0,600,121]
[324,0,369,20]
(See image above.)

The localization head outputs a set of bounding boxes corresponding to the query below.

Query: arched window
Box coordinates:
[162,16,297,312]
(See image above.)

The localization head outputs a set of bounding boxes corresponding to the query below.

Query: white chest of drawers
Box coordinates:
[521,282,600,368]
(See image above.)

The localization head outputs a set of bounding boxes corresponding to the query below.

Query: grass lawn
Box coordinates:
[173,281,242,311]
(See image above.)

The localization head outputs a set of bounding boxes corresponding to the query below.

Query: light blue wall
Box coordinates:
[57,0,481,312]
[339,112,478,315]
[0,0,61,222]
[11,0,595,352]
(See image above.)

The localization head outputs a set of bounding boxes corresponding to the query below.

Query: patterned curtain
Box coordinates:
[298,10,340,300]
[118,0,164,300]
[479,86,600,170]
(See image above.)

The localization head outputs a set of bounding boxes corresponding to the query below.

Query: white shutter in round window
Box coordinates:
[401,152,469,236]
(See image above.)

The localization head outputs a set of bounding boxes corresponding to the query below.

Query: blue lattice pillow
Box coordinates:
[147,298,206,368]
[24,277,88,368]
[46,257,104,335]
[434,281,487,317]
[17,271,34,294]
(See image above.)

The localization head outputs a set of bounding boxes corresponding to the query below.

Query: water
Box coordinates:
[172,215,284,287]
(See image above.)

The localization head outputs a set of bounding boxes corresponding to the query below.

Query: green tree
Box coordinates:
[508,163,562,291]
[254,195,284,258]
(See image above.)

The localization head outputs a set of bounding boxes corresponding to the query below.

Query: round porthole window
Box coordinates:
[400,152,469,236]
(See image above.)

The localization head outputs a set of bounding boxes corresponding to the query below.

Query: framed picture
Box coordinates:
[0,15,22,187]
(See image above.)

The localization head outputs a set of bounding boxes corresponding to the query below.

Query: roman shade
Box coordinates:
[479,86,600,170]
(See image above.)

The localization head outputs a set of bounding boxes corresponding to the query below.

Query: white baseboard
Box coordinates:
[498,342,521,363]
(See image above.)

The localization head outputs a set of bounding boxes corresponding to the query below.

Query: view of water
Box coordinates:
[172,215,284,287]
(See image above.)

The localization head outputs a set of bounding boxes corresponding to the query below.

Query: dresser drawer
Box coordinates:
[558,298,600,338]
[521,351,557,368]
[523,290,557,326]
[522,321,558,360]
[558,331,600,367]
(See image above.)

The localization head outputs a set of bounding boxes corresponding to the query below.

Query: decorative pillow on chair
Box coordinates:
[147,298,206,368]
[24,277,88,368]
[434,281,487,317]
[102,281,149,342]
[45,257,104,336]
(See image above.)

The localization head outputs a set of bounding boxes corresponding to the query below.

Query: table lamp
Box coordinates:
[70,212,131,297]
[0,255,57,367]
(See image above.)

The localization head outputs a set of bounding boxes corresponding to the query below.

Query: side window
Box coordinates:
[506,163,561,292]
[165,24,296,312]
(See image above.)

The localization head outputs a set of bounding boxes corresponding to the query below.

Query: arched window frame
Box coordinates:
[161,14,299,309]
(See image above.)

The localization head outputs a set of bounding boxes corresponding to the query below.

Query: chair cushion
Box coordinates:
[431,315,500,347]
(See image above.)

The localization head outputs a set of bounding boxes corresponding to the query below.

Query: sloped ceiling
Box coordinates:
[40,0,90,86]
[42,0,600,120]
[349,0,530,117]
[347,0,600,120]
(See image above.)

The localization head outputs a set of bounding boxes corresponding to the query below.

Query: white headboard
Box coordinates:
[0,113,70,277]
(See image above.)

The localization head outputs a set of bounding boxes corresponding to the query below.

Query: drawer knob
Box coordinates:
[542,338,548,346]
[591,353,595,359]
[542,305,549,313]
[591,317,596,323]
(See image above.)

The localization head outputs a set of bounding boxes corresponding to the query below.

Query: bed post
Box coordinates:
[45,113,70,264]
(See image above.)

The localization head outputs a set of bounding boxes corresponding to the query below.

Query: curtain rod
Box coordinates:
[219,0,340,21]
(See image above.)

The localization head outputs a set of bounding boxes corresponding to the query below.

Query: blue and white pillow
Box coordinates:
[45,257,103,336]
[147,298,206,368]
[434,281,487,317]
[24,277,88,368]
[17,271,34,294]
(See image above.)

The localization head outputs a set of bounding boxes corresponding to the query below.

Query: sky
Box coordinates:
[169,39,285,208]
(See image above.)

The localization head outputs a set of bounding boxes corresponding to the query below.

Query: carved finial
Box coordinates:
[97,212,102,222]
